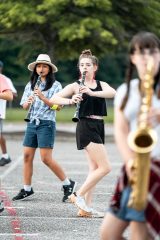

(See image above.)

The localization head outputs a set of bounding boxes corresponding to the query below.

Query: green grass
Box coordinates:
[6,106,113,123]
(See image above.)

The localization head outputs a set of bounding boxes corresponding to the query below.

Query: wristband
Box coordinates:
[51,104,59,110]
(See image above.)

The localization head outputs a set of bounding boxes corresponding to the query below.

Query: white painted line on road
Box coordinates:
[1,216,103,220]
[5,206,24,209]
[0,233,39,236]
[0,155,23,182]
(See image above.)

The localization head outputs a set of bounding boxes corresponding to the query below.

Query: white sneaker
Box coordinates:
[90,208,105,218]
[68,193,91,213]
[75,196,91,213]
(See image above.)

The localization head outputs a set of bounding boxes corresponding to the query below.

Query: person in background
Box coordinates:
[100,32,160,240]
[12,54,77,202]
[0,60,17,166]
[0,74,13,212]
[49,49,116,217]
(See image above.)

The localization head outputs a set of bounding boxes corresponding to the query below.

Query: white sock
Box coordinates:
[1,153,9,159]
[62,178,70,186]
[24,185,32,192]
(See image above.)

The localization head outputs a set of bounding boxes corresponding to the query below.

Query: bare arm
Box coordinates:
[49,83,81,105]
[80,81,116,98]
[0,90,13,101]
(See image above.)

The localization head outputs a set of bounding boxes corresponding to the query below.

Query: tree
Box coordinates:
[1,0,159,62]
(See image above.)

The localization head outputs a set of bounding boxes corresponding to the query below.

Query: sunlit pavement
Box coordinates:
[0,126,129,240]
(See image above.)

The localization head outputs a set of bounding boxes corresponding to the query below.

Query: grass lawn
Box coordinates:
[6,106,113,123]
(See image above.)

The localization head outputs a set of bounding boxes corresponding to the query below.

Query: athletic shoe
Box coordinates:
[0,157,11,166]
[0,201,4,213]
[12,188,34,201]
[69,193,91,213]
[62,179,77,202]
[77,208,105,218]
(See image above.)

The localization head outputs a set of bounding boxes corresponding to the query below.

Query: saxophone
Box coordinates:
[127,58,157,211]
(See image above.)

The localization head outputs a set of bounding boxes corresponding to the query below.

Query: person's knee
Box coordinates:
[41,156,50,165]
[24,153,32,163]
[100,163,111,176]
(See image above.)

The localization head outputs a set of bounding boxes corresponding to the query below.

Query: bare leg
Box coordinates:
[0,135,7,154]
[100,212,129,240]
[23,147,36,185]
[84,150,97,206]
[40,148,66,181]
[77,142,111,196]
[130,222,153,240]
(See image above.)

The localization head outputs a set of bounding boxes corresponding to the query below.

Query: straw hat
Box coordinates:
[28,54,58,73]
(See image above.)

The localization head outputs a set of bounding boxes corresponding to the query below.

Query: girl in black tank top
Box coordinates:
[76,80,107,118]
[49,49,116,217]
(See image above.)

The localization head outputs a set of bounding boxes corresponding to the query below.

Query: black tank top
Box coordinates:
[76,80,107,118]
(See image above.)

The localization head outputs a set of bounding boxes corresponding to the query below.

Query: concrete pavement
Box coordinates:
[0,138,130,240]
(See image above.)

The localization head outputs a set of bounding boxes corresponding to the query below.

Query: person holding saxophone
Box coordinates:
[12,54,77,202]
[49,49,116,217]
[100,32,160,240]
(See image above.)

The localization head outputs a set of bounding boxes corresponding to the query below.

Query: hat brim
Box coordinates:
[28,60,58,73]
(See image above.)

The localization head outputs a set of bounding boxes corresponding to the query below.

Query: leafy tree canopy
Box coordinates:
[0,0,159,62]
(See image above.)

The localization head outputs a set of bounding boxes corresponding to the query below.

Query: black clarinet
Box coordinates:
[24,75,41,122]
[72,71,86,122]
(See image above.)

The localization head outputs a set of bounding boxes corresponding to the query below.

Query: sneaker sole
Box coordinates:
[77,209,104,218]
[77,209,92,218]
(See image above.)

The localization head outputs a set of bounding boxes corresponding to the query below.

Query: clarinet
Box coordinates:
[24,75,41,122]
[72,71,86,122]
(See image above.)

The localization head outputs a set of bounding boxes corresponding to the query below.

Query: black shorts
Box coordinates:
[76,118,105,150]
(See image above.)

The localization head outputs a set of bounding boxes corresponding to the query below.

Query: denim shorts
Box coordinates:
[23,119,56,148]
[109,186,146,222]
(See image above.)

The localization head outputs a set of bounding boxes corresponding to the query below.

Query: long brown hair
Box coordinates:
[120,32,160,111]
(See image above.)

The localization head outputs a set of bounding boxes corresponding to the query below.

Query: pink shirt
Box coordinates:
[0,74,11,93]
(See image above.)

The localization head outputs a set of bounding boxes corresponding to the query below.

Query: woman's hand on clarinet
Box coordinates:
[34,87,44,100]
[27,95,35,105]
[79,86,94,96]
[71,94,83,104]
[23,95,35,109]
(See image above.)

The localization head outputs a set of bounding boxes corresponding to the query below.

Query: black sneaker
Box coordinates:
[0,157,11,166]
[0,200,4,213]
[62,179,77,202]
[12,188,34,201]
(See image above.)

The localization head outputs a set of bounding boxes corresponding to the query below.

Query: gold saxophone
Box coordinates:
[127,58,157,211]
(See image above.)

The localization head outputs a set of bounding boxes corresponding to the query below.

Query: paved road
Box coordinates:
[0,136,129,240]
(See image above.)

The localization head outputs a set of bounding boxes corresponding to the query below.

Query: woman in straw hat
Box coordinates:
[12,54,77,202]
